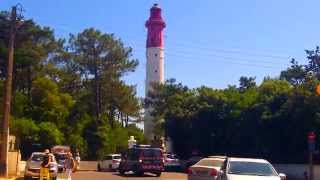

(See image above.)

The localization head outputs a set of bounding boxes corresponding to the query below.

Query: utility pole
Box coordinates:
[0,6,17,177]
[308,132,316,180]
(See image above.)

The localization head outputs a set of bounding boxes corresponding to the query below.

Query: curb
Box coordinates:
[0,177,18,180]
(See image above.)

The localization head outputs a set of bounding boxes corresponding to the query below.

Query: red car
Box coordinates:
[118,145,164,177]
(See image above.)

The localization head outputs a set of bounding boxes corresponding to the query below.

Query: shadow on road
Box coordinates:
[115,172,157,178]
[15,177,23,180]
[96,169,117,172]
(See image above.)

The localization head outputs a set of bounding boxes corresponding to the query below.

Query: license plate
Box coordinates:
[196,170,208,175]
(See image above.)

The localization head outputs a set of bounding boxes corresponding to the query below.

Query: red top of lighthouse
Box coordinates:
[145,3,166,48]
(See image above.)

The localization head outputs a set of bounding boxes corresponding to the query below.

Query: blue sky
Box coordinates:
[1,0,319,97]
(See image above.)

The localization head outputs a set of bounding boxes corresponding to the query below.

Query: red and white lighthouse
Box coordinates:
[145,4,166,140]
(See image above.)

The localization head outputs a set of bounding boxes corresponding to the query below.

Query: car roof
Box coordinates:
[108,154,121,156]
[200,157,226,161]
[135,147,161,150]
[228,157,269,163]
[207,155,227,159]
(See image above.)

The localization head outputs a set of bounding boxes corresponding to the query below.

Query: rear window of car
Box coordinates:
[228,161,277,176]
[113,155,121,159]
[196,159,224,167]
[104,156,112,160]
[55,154,67,160]
[31,154,44,161]
[141,149,162,157]
[127,149,140,160]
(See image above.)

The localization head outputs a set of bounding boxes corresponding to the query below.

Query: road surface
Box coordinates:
[59,171,187,180]
[56,161,187,180]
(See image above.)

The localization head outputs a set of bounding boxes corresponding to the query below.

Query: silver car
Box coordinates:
[164,153,181,171]
[54,153,68,172]
[97,154,121,171]
[188,156,226,180]
[221,157,286,180]
[24,152,58,180]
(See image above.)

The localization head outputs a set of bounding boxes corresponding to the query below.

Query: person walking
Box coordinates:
[65,152,75,180]
[75,152,80,170]
[40,149,51,180]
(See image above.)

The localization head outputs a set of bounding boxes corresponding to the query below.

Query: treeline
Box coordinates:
[146,48,320,163]
[0,11,144,159]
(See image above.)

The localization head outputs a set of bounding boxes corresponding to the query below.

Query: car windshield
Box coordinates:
[31,154,44,161]
[166,154,177,159]
[141,149,161,157]
[103,156,112,160]
[228,161,277,176]
[55,154,67,160]
[113,155,121,159]
[196,159,224,167]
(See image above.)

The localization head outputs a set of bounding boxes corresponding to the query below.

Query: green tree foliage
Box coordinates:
[0,11,143,159]
[239,76,256,91]
[280,59,306,85]
[65,28,139,124]
[147,73,320,163]
[31,77,74,128]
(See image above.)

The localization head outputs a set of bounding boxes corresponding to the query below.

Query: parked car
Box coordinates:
[54,153,68,172]
[184,156,203,171]
[220,157,286,180]
[24,152,58,180]
[51,145,71,172]
[188,156,226,180]
[118,145,164,176]
[97,154,121,171]
[164,153,181,171]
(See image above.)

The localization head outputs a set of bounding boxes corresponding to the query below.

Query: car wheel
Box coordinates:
[155,172,161,177]
[58,168,63,173]
[97,164,101,172]
[24,176,31,180]
[119,169,125,175]
[51,177,57,180]
[134,170,144,176]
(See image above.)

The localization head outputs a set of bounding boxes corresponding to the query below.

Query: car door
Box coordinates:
[102,155,112,169]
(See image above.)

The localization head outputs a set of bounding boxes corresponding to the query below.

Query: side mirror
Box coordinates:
[279,173,286,180]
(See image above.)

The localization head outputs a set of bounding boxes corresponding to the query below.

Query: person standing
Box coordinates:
[75,152,80,170]
[40,149,51,180]
[65,152,75,180]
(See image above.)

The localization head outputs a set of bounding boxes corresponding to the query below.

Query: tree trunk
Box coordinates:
[125,115,129,127]
[94,61,100,122]
[120,112,124,127]
[27,65,32,101]
[109,106,115,128]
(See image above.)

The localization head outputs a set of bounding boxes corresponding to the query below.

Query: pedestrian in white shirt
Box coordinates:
[65,152,75,180]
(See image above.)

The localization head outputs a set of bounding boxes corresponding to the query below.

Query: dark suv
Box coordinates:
[118,146,164,176]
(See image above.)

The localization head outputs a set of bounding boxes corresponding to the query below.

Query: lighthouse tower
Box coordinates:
[145,4,166,140]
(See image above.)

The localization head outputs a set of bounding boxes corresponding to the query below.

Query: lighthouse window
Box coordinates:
[155,53,158,57]
[155,70,158,73]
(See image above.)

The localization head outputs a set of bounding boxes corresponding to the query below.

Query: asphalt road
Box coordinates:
[64,171,187,180]
[55,161,187,180]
